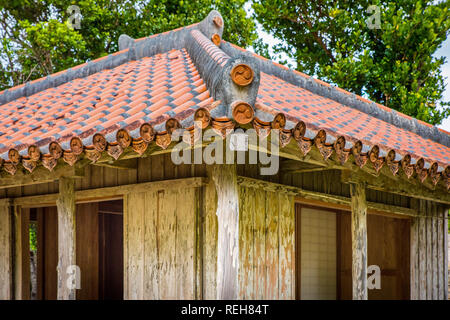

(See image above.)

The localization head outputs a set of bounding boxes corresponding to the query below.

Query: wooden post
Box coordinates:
[444,207,448,300]
[418,199,427,299]
[0,200,12,299]
[56,177,76,300]
[13,205,30,300]
[212,164,239,299]
[350,182,368,300]
[410,198,419,300]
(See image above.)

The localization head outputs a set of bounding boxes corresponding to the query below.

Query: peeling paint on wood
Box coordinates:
[125,187,199,300]
[56,177,76,300]
[238,184,295,300]
[350,182,368,300]
[212,164,239,300]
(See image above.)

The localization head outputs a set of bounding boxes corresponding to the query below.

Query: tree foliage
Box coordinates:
[253,0,450,125]
[0,0,256,91]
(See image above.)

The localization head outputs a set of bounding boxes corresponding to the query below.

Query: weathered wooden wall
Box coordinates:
[238,185,295,300]
[0,153,447,300]
[0,200,11,299]
[240,166,411,209]
[124,186,201,300]
[410,200,448,300]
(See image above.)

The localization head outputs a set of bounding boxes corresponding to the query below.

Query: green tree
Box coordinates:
[0,0,256,91]
[253,0,450,125]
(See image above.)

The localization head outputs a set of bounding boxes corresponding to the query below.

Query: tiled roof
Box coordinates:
[0,48,212,154]
[0,10,448,190]
[257,72,450,165]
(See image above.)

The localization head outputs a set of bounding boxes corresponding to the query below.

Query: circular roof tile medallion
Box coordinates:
[140,123,156,143]
[93,133,107,152]
[70,137,84,155]
[292,121,306,141]
[49,141,63,159]
[369,145,380,163]
[444,166,450,178]
[230,64,254,86]
[28,145,41,161]
[211,33,221,46]
[352,140,363,156]
[116,129,131,149]
[386,149,396,163]
[334,136,346,152]
[213,16,223,28]
[315,129,327,146]
[194,107,211,129]
[232,101,254,125]
[271,113,286,129]
[8,148,20,165]
[165,118,181,135]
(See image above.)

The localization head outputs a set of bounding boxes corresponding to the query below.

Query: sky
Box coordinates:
[246,4,450,131]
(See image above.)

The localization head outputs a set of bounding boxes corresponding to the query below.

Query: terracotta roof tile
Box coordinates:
[0,48,213,155]
[257,72,450,165]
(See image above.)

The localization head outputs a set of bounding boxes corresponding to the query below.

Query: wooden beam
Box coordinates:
[212,164,239,299]
[350,182,368,300]
[237,176,417,218]
[56,177,76,300]
[0,161,85,189]
[0,199,12,299]
[342,169,450,205]
[14,177,208,208]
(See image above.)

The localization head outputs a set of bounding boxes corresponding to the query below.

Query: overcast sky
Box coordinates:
[246,4,450,131]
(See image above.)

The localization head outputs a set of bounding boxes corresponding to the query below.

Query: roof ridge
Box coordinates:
[220,41,450,148]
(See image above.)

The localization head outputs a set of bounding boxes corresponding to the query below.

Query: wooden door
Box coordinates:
[76,200,124,300]
[338,213,410,300]
[99,201,123,300]
[124,188,199,300]
[76,202,99,300]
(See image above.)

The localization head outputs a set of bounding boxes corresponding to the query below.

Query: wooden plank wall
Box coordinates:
[124,186,201,300]
[0,201,11,299]
[238,185,295,300]
[410,200,448,300]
